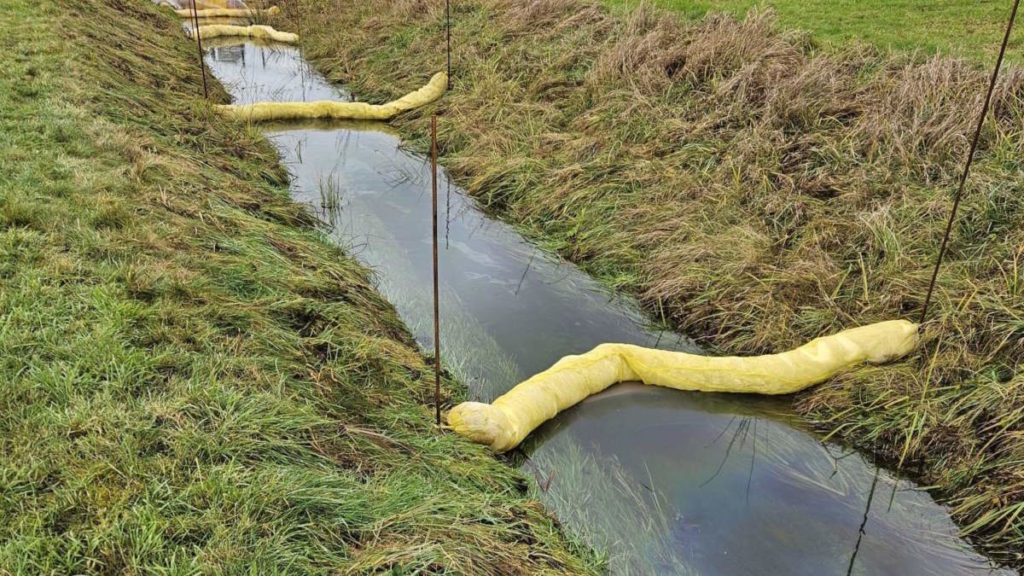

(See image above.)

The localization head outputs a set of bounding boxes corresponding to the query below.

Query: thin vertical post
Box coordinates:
[189,0,209,99]
[446,0,451,90]
[431,115,442,426]
[918,0,1019,324]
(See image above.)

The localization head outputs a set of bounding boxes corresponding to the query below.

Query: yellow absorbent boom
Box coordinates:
[193,24,298,44]
[174,5,280,18]
[448,320,920,452]
[217,72,448,122]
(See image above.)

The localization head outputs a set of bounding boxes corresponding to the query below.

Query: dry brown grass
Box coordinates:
[283,0,1024,566]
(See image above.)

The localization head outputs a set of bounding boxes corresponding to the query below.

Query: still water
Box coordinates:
[202,39,1010,575]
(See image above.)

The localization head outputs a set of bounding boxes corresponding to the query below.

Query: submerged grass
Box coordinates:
[284,0,1024,567]
[0,0,600,572]
[521,436,692,575]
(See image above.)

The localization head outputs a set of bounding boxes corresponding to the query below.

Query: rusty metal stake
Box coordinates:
[446,0,452,90]
[918,0,1019,324]
[431,115,442,426]
[189,0,209,99]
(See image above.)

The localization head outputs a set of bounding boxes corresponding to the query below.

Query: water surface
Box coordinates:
[203,40,1010,575]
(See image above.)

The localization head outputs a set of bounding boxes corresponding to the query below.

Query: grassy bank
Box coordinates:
[283,0,1024,567]
[604,0,1019,60]
[0,0,599,572]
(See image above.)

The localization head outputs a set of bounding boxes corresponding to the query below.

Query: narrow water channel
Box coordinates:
[202,38,1011,575]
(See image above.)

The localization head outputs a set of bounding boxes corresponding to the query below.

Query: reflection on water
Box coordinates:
[538,386,1011,575]
[266,124,686,397]
[203,42,1011,575]
[202,39,342,104]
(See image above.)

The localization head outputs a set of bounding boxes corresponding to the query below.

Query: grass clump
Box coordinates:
[0,0,599,573]
[283,0,1024,567]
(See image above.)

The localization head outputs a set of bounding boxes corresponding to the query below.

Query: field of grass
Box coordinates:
[605,0,1019,60]
[0,0,600,573]
[283,0,1024,568]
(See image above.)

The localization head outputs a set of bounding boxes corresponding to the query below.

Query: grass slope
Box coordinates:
[604,0,1021,60]
[283,0,1024,568]
[0,0,598,573]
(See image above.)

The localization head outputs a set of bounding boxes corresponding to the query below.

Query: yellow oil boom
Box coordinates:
[216,73,448,122]
[193,24,297,44]
[173,5,280,18]
[449,320,919,452]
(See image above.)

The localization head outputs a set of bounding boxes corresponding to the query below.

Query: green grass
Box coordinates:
[284,0,1024,568]
[604,0,1021,60]
[0,0,600,573]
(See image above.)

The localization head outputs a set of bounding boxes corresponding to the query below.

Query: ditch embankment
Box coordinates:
[0,0,599,572]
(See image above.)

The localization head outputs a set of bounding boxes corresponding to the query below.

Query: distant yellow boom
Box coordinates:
[216,72,449,122]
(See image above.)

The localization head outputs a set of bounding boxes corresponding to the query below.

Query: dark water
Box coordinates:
[202,40,1011,575]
